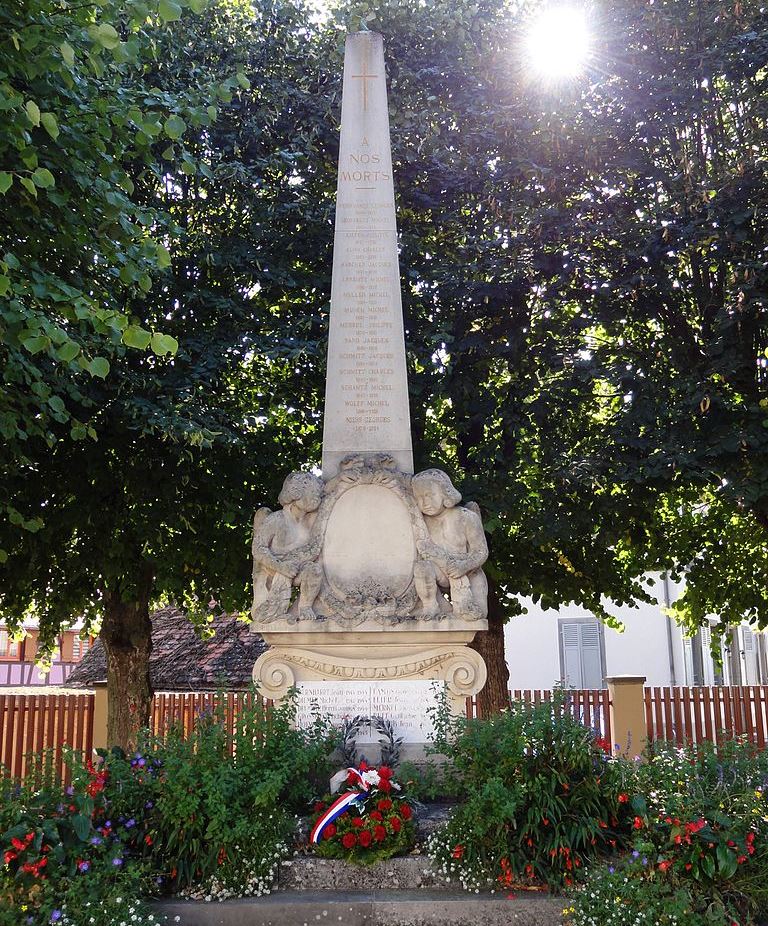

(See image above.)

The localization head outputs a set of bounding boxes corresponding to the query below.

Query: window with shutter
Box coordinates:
[742,627,760,685]
[559,620,604,689]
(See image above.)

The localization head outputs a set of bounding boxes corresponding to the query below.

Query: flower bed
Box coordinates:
[566,739,768,926]
[1,694,335,925]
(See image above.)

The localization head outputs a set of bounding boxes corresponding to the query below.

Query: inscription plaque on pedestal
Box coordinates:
[295,679,442,744]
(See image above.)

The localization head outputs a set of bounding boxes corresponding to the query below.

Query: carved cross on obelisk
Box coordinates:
[321,32,413,479]
[350,40,378,111]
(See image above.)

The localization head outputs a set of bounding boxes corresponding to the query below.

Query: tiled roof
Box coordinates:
[65,607,266,691]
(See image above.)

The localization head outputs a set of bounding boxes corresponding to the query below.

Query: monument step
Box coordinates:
[153,889,565,926]
[278,855,446,891]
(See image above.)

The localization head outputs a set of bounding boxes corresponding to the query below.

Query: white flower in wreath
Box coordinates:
[361,769,381,788]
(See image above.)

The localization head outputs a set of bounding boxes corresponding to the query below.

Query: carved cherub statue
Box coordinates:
[251,472,324,624]
[411,469,489,621]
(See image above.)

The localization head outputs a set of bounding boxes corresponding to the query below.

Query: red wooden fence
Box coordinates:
[0,693,94,783]
[151,690,270,753]
[645,686,768,748]
[465,688,613,745]
[9,686,768,785]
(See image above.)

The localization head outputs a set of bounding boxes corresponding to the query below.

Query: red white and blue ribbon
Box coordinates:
[309,767,370,844]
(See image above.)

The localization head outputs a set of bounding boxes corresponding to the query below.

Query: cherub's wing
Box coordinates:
[465,501,481,519]
[251,507,272,551]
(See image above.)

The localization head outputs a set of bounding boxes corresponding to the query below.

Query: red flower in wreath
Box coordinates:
[323,824,337,840]
[370,811,384,822]
[359,829,373,848]
[391,817,402,833]
[352,817,365,829]
[379,766,394,780]
[374,825,387,842]
[342,832,357,849]
[378,798,393,812]
[378,778,392,793]
[399,803,413,821]
[314,801,326,813]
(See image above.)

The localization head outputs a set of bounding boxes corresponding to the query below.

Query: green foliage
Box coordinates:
[427,696,633,889]
[0,0,206,469]
[397,761,464,803]
[622,740,768,919]
[0,751,158,926]
[148,691,334,892]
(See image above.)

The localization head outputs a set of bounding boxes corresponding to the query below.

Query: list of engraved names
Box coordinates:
[333,143,398,442]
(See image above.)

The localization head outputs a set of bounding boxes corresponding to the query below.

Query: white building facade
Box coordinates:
[504,575,768,690]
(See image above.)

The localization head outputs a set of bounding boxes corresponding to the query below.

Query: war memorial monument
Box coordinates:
[249,31,489,747]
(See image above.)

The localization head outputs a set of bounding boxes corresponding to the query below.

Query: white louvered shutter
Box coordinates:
[561,623,582,688]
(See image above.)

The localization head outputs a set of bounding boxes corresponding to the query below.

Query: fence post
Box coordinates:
[606,675,647,759]
[92,682,108,751]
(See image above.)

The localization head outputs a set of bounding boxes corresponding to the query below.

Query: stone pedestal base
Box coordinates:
[253,631,486,728]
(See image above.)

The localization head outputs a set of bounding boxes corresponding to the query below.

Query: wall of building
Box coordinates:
[505,575,689,690]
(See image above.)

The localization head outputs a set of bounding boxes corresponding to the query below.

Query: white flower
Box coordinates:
[361,770,380,787]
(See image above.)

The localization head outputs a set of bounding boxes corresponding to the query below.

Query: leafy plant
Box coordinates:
[427,695,633,889]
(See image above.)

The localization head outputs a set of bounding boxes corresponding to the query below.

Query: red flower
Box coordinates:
[373,825,387,842]
[391,817,402,833]
[314,801,326,813]
[452,844,465,859]
[370,811,384,822]
[323,824,337,840]
[378,766,394,780]
[378,778,392,793]
[658,860,672,872]
[342,832,357,849]
[352,817,365,829]
[633,816,644,830]
[4,850,17,864]
[378,798,393,812]
[399,803,413,821]
[11,838,26,851]
[618,793,629,804]
[358,829,373,848]
[145,835,153,846]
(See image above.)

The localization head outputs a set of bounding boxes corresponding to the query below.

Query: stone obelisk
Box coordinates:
[322,32,413,479]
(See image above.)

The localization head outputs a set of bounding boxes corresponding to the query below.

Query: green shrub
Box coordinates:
[427,694,633,890]
[144,691,334,897]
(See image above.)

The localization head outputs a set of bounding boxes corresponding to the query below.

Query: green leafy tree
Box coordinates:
[0,0,327,746]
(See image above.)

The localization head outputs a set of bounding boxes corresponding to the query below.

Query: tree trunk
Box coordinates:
[470,576,510,718]
[101,567,154,750]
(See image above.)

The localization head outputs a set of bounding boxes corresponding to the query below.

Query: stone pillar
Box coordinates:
[606,675,647,759]
[92,682,109,751]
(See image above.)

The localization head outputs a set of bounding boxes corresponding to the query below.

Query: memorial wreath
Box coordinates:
[309,763,415,865]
